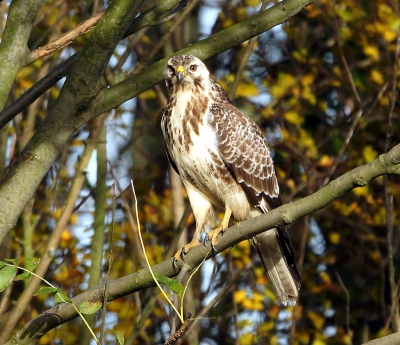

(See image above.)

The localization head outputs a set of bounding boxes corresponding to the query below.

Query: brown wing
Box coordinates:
[209,101,302,291]
[209,102,279,211]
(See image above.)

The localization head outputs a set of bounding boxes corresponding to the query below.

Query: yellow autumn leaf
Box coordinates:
[308,310,325,330]
[332,66,342,77]
[287,179,295,191]
[261,107,275,118]
[242,298,254,309]
[301,74,315,87]
[299,129,318,158]
[311,338,327,345]
[364,45,380,60]
[50,87,61,99]
[329,232,340,244]
[282,73,297,88]
[253,291,264,302]
[69,214,78,224]
[298,331,310,344]
[318,154,333,168]
[236,81,259,98]
[17,79,34,89]
[233,289,247,303]
[379,95,390,106]
[320,272,332,285]
[52,208,62,219]
[252,301,264,310]
[284,111,304,125]
[240,333,256,345]
[139,89,157,99]
[259,320,275,333]
[363,145,378,163]
[270,335,279,345]
[61,230,72,242]
[302,87,317,105]
[370,69,384,85]
[352,185,369,196]
[222,18,234,29]
[383,29,397,42]
[244,0,260,6]
[141,35,151,44]
[280,127,289,140]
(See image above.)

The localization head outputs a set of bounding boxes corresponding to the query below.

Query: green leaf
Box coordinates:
[33,286,58,296]
[79,301,102,314]
[0,265,17,292]
[114,330,124,345]
[153,272,184,297]
[25,257,40,271]
[55,289,72,303]
[15,271,32,281]
[0,260,7,268]
[5,258,17,265]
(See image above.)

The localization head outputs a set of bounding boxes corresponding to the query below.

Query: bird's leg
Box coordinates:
[174,224,202,263]
[206,208,232,251]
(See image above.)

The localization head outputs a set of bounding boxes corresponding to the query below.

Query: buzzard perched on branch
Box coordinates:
[161,54,301,305]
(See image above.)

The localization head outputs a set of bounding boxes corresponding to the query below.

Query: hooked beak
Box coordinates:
[176,66,185,83]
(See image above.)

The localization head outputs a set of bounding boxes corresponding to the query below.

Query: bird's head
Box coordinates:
[164,54,209,95]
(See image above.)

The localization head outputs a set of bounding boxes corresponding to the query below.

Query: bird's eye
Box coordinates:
[168,65,175,74]
[189,65,197,72]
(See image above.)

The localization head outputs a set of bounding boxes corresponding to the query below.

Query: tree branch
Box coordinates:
[5,143,400,345]
[26,11,104,64]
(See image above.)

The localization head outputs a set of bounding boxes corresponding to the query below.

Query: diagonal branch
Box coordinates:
[26,11,105,64]
[5,143,400,345]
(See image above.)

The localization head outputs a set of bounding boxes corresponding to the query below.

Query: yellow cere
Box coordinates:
[176,66,185,74]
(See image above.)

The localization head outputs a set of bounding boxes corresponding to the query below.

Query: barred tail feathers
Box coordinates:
[251,228,301,306]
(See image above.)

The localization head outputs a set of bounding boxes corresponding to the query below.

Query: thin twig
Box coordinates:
[332,3,361,108]
[28,11,104,64]
[99,183,117,344]
[228,0,268,100]
[323,4,364,185]
[130,180,184,324]
[165,313,192,345]
[336,271,352,345]
[124,207,192,345]
[131,0,201,76]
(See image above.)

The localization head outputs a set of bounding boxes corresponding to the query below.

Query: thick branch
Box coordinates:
[0,0,45,109]
[6,143,400,345]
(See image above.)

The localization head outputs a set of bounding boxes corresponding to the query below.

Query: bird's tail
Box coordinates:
[250,227,301,306]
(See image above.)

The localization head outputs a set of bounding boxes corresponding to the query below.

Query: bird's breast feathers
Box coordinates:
[163,90,251,214]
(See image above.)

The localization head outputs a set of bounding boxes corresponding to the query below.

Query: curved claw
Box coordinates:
[172,257,178,270]
[211,243,218,252]
[180,247,187,258]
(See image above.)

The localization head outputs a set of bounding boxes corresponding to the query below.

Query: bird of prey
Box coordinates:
[161,54,301,305]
